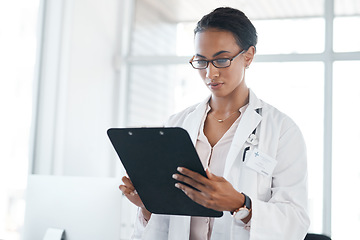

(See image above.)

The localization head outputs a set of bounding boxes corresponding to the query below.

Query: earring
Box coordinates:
[245,65,249,69]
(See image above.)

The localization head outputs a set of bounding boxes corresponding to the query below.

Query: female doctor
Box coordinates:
[120,7,310,240]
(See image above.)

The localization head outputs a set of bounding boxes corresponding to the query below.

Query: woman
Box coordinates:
[120,7,310,240]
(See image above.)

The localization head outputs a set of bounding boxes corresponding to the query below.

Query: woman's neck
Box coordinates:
[209,87,249,113]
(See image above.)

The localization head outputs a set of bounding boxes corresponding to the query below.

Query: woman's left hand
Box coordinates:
[172,167,244,212]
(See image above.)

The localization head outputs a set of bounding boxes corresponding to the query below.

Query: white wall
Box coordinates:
[32,0,122,176]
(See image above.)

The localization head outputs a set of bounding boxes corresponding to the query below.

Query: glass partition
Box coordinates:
[332,61,360,239]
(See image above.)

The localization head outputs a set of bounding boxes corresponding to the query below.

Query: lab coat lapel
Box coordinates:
[167,97,209,239]
[181,96,210,145]
[168,91,262,239]
[223,90,262,179]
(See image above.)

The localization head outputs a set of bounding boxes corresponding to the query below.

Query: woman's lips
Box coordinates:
[208,82,224,90]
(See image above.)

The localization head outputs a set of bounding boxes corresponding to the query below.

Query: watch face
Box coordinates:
[234,208,249,220]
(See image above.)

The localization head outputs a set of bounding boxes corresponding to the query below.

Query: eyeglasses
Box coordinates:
[189,50,245,69]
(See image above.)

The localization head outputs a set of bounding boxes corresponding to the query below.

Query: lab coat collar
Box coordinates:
[169,89,262,239]
[183,89,263,177]
[248,88,263,110]
[223,89,263,178]
[181,95,211,145]
[182,89,262,150]
[169,96,210,240]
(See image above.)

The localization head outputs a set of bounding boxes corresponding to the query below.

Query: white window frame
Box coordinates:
[115,0,360,236]
[31,0,360,236]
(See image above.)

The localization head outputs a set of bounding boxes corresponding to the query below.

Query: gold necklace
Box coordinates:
[210,110,239,123]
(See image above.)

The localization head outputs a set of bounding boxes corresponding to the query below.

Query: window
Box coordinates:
[127,64,208,127]
[333,17,360,52]
[247,62,325,232]
[25,0,360,239]
[123,0,328,236]
[332,61,360,239]
[0,1,39,239]
[254,18,325,54]
[119,0,360,238]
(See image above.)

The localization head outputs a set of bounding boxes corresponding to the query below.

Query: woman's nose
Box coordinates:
[206,63,219,79]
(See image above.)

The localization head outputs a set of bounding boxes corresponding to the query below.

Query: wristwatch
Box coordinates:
[232,192,252,220]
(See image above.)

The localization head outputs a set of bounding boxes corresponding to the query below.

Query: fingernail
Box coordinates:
[172,174,178,179]
[177,167,183,172]
[130,192,135,196]
[175,183,180,188]
[133,190,138,195]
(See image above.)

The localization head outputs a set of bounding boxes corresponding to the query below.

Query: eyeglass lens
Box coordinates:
[192,59,231,69]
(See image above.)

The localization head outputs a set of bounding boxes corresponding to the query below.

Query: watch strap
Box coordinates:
[242,192,251,210]
[231,192,251,215]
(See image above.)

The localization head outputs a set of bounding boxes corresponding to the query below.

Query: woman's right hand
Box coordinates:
[119,175,152,221]
[119,175,144,208]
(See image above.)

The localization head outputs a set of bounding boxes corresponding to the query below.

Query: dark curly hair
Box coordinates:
[194,7,258,51]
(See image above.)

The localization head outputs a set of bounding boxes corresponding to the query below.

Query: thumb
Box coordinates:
[206,167,214,179]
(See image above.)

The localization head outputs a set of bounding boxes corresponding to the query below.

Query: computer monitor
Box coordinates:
[22,175,136,240]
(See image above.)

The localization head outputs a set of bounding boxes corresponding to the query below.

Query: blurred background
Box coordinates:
[0,0,359,239]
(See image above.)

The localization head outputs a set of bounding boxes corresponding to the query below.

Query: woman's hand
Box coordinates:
[172,167,245,212]
[119,175,144,208]
[119,175,152,221]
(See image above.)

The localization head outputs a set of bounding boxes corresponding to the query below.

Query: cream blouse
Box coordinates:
[138,103,249,240]
[189,104,248,240]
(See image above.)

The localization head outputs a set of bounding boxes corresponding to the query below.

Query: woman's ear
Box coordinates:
[244,46,255,68]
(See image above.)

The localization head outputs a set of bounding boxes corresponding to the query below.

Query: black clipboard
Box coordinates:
[107,127,223,217]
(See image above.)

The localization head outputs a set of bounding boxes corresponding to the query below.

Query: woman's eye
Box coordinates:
[215,58,229,64]
[196,60,207,65]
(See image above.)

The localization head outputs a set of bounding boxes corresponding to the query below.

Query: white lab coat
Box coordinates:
[132,89,310,240]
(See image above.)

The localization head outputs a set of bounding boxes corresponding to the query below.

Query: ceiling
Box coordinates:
[139,0,360,22]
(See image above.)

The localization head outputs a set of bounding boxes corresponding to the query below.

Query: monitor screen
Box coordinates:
[22,175,134,240]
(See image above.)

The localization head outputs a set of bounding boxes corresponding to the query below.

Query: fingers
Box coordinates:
[174,167,221,191]
[172,173,207,192]
[177,167,211,184]
[175,182,214,209]
[119,184,131,195]
[119,184,138,195]
[172,167,213,200]
[205,167,213,179]
[119,183,144,208]
[120,176,137,196]
[122,176,135,191]
[172,167,232,211]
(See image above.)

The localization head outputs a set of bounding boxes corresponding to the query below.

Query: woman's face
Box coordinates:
[194,29,251,98]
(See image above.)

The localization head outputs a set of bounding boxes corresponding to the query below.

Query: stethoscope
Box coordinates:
[242,108,261,162]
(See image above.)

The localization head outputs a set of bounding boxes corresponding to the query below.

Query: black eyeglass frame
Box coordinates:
[189,49,245,69]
